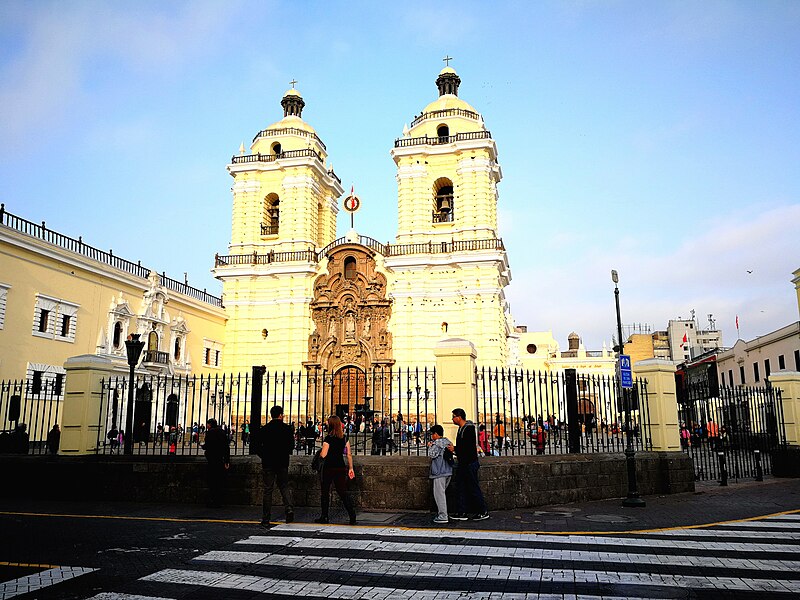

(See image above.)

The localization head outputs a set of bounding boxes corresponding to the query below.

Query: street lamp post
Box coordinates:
[612,270,645,508]
[124,333,145,456]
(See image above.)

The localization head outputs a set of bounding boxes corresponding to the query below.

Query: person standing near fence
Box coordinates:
[449,408,489,521]
[315,415,356,525]
[428,424,453,524]
[252,405,295,528]
[202,418,230,508]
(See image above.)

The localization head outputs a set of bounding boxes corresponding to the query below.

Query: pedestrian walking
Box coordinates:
[46,424,61,455]
[427,424,453,524]
[252,405,295,528]
[202,418,230,508]
[448,408,489,521]
[315,415,356,525]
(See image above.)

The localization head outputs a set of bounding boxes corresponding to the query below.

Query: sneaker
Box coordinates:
[285,511,294,524]
[449,513,468,521]
[472,512,490,521]
[259,521,274,529]
[433,517,450,524]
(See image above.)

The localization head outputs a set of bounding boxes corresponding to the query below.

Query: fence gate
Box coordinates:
[679,381,786,482]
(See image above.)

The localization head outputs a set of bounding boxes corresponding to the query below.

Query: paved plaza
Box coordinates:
[1,478,800,599]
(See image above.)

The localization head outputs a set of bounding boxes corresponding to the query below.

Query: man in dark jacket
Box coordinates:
[448,408,489,521]
[252,405,294,527]
[202,418,230,507]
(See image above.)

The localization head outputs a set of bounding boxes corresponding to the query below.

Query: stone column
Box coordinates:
[770,371,800,446]
[633,358,681,451]
[61,355,116,455]
[433,338,477,441]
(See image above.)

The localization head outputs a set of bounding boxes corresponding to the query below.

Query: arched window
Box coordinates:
[112,322,123,349]
[262,193,279,235]
[271,142,282,156]
[437,124,450,142]
[174,337,181,361]
[344,256,357,280]
[148,330,158,351]
[433,178,454,223]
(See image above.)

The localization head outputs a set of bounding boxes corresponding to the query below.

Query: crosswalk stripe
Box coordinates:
[0,566,96,599]
[714,521,800,529]
[144,562,800,595]
[239,531,800,554]
[88,517,800,599]
[234,534,800,566]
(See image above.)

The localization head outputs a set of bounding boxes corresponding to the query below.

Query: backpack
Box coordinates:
[443,447,455,467]
[311,448,324,472]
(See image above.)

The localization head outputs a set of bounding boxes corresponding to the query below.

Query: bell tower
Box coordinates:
[386,64,512,367]
[391,65,502,245]
[227,84,342,255]
[215,84,344,374]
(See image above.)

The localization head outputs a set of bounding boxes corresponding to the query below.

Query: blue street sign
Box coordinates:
[619,354,633,389]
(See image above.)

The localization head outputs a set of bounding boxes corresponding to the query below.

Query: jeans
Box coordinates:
[432,475,451,519]
[262,465,293,522]
[455,460,488,515]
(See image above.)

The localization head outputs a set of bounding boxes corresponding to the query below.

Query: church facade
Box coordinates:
[214,67,512,375]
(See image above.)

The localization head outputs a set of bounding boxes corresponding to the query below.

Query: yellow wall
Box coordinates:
[0,227,227,381]
[625,333,656,366]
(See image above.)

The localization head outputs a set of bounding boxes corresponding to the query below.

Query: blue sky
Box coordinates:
[1,1,798,350]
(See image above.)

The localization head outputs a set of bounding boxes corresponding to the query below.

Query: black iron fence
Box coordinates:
[475,368,652,456]
[0,376,63,454]
[95,368,437,457]
[679,381,785,482]
[87,367,650,458]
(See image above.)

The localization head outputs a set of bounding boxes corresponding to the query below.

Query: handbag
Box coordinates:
[311,448,324,472]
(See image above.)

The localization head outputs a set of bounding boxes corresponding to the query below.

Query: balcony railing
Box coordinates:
[231,148,321,164]
[261,224,279,236]
[394,130,492,148]
[0,204,222,307]
[252,127,326,151]
[142,350,170,365]
[216,238,505,267]
[410,108,480,128]
[432,211,454,223]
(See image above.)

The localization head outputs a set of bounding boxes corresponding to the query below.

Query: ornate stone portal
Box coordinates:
[305,244,394,375]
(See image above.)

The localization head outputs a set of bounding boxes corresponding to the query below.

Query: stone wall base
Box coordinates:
[771,446,800,478]
[0,452,693,509]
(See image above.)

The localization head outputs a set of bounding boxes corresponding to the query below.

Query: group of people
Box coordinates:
[680,418,726,450]
[0,423,60,454]
[428,408,490,523]
[200,406,492,526]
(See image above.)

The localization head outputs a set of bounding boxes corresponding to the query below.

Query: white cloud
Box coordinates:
[507,203,800,349]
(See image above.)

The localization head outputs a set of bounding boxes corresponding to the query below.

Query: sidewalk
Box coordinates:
[3,476,799,534]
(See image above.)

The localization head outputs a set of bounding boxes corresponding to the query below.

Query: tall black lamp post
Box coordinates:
[612,270,646,507]
[124,333,145,455]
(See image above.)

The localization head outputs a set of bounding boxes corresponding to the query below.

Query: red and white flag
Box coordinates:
[736,315,739,330]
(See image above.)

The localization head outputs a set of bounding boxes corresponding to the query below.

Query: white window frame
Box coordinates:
[0,283,10,330]
[32,294,79,342]
[203,338,223,368]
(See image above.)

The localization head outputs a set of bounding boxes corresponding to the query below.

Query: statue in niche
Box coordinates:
[328,317,336,338]
[363,316,371,337]
[345,313,356,341]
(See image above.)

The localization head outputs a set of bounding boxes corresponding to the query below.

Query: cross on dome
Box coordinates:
[442,55,453,67]
[289,79,298,89]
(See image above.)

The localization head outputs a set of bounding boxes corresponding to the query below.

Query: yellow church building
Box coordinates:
[214,66,512,376]
[1,65,617,403]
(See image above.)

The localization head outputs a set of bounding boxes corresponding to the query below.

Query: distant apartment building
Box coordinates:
[624,317,722,364]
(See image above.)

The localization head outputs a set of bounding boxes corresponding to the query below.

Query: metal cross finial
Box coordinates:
[442,55,453,67]
[289,79,298,89]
